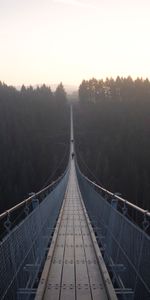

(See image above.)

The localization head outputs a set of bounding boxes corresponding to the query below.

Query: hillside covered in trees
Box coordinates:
[0,82,69,213]
[1,76,150,213]
[74,77,150,210]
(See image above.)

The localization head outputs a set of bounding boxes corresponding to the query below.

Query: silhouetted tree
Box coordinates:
[55,83,67,105]
[0,82,69,213]
[74,76,150,210]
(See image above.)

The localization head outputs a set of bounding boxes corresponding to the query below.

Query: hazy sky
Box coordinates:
[0,0,150,87]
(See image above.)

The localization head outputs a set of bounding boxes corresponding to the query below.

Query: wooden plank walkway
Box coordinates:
[35,158,117,300]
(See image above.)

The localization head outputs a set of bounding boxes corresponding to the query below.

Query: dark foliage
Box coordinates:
[74,77,150,210]
[0,82,69,213]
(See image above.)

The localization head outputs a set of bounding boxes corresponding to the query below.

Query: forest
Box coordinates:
[74,77,150,210]
[0,76,150,214]
[0,82,70,213]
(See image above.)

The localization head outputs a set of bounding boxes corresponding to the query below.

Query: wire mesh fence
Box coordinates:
[0,170,69,300]
[77,167,150,300]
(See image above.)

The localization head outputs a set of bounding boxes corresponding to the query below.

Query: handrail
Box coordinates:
[76,161,150,218]
[0,165,69,221]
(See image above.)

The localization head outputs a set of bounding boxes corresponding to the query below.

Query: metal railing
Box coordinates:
[0,166,69,239]
[76,165,150,300]
[76,164,150,233]
[0,167,69,300]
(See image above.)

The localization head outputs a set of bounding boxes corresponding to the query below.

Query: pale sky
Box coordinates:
[0,0,150,87]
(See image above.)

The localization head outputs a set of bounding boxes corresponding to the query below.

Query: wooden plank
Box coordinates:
[75,183,109,300]
[35,188,68,300]
[60,234,75,300]
[78,182,117,300]
[74,197,92,300]
[43,215,67,300]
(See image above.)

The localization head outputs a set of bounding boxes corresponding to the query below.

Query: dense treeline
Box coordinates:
[0,82,69,213]
[74,77,150,210]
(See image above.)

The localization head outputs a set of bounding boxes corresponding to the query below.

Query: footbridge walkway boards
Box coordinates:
[35,159,117,300]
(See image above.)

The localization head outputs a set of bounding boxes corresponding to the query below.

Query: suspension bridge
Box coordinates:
[0,107,150,300]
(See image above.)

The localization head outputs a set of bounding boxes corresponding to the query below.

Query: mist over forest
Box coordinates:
[0,76,150,213]
[74,77,150,210]
[0,82,70,213]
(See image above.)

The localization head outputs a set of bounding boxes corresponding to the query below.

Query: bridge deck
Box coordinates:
[35,159,116,300]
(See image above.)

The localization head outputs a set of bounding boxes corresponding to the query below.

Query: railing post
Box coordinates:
[111,194,119,210]
[122,200,128,216]
[105,193,118,261]
[29,192,39,210]
[142,211,149,232]
[4,213,11,232]
[24,202,30,216]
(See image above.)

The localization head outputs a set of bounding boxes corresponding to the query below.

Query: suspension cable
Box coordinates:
[76,147,103,186]
[40,143,69,189]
